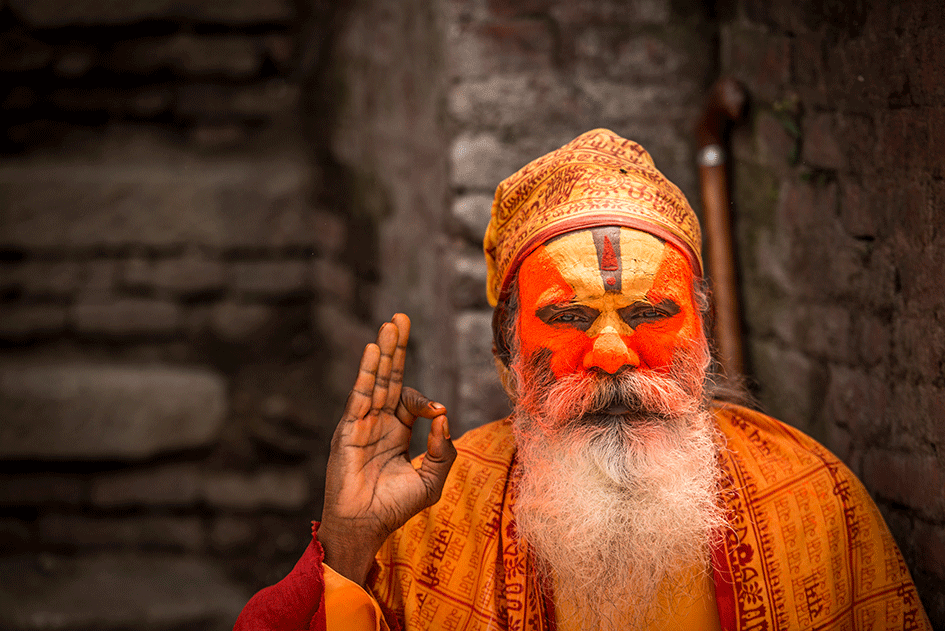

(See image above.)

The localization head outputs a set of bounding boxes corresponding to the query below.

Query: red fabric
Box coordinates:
[710,533,736,631]
[234,526,327,631]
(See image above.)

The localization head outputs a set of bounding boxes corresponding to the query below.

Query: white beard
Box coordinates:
[509,354,726,630]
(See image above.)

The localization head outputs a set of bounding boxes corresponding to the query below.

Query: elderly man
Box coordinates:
[235,130,930,630]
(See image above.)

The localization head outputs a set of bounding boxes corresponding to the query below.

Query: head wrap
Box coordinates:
[483,128,702,307]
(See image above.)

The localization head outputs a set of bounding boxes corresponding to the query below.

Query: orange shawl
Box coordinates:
[368,403,930,630]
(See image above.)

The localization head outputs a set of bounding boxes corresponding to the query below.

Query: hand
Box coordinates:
[318,313,457,585]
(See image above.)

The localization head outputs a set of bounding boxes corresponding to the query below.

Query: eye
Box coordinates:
[535,304,600,331]
[619,300,680,329]
[551,312,581,323]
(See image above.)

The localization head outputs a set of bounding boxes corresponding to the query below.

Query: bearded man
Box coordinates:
[235,129,931,630]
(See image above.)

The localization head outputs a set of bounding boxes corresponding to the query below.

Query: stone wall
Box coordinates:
[719,0,945,624]
[0,1,358,628]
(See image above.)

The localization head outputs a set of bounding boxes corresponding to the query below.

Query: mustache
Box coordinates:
[511,347,707,430]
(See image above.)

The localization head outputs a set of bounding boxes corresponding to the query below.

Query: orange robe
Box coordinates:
[236,402,931,630]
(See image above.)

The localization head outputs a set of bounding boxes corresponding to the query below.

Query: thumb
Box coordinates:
[417,415,456,506]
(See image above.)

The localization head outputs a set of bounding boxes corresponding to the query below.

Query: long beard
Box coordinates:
[508,346,725,630]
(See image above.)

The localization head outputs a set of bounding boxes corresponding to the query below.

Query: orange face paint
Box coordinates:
[516,227,703,379]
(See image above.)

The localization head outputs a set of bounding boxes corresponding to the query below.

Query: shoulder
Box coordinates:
[710,400,849,484]
[709,402,927,629]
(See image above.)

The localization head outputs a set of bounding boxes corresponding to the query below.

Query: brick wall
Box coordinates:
[720,0,945,624]
[0,1,357,628]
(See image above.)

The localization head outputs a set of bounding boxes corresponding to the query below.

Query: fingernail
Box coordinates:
[429,401,445,410]
[442,417,451,440]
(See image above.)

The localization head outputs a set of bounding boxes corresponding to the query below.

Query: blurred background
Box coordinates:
[0,0,942,628]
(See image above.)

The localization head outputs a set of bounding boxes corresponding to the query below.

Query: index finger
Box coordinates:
[383,313,410,413]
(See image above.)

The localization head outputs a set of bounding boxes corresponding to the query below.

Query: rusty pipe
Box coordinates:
[696,77,746,377]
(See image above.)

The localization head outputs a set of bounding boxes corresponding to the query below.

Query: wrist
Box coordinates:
[317,518,378,586]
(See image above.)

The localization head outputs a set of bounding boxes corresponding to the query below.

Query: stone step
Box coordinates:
[0,553,250,631]
[0,361,227,461]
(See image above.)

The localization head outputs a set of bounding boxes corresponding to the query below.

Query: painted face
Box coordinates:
[515,227,704,379]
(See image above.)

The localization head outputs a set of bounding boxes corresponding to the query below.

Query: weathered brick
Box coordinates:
[755,110,799,172]
[0,32,53,72]
[0,304,68,340]
[448,72,572,131]
[0,137,318,251]
[152,254,226,296]
[313,304,374,355]
[450,132,525,190]
[311,258,355,306]
[0,474,85,506]
[39,514,204,551]
[209,301,275,341]
[454,310,508,436]
[9,0,294,27]
[862,450,944,518]
[721,25,791,102]
[892,314,945,380]
[854,312,890,366]
[550,0,670,27]
[448,19,554,79]
[749,339,825,436]
[230,260,312,298]
[911,28,945,105]
[0,555,249,631]
[169,35,262,79]
[0,518,32,550]
[209,516,257,551]
[451,193,494,242]
[835,113,877,176]
[823,365,887,440]
[0,361,227,460]
[802,112,843,170]
[175,81,299,121]
[574,79,689,122]
[894,237,945,312]
[202,468,309,510]
[797,304,853,362]
[877,109,930,174]
[79,259,117,298]
[838,178,879,240]
[914,520,945,580]
[54,47,95,79]
[449,248,489,309]
[91,463,203,508]
[71,298,181,336]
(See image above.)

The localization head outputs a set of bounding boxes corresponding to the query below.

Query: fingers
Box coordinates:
[384,314,410,413]
[417,415,457,506]
[398,386,447,423]
[370,322,398,412]
[342,343,381,422]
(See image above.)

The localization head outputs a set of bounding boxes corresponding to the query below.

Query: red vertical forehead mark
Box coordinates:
[592,227,622,291]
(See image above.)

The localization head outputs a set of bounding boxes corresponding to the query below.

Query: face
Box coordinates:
[515,226,704,380]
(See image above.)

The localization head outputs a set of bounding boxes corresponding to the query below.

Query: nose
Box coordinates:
[583,328,639,374]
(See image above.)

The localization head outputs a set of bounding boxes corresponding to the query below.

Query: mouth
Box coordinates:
[578,401,635,427]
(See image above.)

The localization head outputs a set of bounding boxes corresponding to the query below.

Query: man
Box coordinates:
[235,129,931,630]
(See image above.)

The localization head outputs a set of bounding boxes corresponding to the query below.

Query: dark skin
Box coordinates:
[319,313,457,586]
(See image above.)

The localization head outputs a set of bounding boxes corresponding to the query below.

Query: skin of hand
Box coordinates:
[318,313,457,586]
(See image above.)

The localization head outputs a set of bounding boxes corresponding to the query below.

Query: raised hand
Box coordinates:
[318,313,456,585]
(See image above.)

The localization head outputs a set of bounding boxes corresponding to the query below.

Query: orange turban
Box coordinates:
[483,129,703,307]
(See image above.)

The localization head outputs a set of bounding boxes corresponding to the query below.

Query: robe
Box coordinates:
[234,402,931,630]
